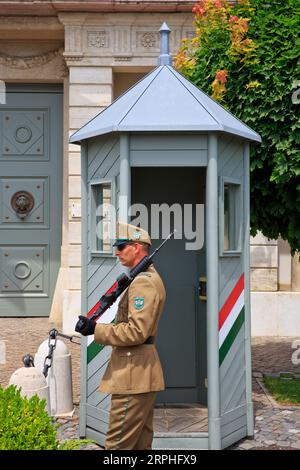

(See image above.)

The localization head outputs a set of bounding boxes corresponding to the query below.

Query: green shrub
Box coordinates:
[0,384,59,450]
[175,0,300,253]
[58,439,96,450]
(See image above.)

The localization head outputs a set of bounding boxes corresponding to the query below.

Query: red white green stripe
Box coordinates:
[87,299,119,364]
[219,273,245,366]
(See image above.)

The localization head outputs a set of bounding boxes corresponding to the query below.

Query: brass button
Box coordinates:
[126,352,131,357]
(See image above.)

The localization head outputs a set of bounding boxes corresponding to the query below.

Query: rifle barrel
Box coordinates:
[148,229,176,261]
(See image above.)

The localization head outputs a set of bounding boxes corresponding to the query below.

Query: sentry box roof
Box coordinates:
[70,63,261,144]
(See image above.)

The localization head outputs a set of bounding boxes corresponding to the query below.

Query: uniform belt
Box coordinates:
[144,336,155,344]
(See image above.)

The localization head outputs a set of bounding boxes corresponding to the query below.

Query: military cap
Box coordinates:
[113,222,151,247]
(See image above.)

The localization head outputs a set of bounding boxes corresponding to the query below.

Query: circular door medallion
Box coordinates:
[11,191,35,218]
[14,261,31,280]
[14,126,32,143]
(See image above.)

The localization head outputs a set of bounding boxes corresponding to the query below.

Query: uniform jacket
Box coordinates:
[94,264,166,394]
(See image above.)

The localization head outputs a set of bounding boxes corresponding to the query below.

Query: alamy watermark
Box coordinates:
[291,339,300,365]
[0,80,6,104]
[96,197,205,251]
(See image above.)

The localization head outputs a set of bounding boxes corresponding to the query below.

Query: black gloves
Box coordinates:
[75,315,96,336]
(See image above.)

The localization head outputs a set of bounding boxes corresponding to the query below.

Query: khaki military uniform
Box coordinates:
[94,264,166,449]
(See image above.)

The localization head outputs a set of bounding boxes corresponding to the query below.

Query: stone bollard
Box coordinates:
[9,354,50,414]
[35,339,74,417]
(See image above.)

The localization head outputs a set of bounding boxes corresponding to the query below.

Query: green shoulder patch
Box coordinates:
[134,297,144,310]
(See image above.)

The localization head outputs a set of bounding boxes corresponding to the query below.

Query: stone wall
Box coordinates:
[59,12,195,333]
[0,10,299,336]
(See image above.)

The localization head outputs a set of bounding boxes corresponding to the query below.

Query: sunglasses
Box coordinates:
[116,242,134,251]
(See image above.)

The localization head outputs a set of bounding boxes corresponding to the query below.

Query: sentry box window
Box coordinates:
[219,177,242,256]
[90,178,115,257]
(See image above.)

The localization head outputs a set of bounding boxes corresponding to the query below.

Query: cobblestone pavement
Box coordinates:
[0,318,81,403]
[230,337,300,450]
[1,318,300,450]
[229,379,300,450]
[55,407,101,450]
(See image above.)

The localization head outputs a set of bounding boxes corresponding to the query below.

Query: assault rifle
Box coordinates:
[75,230,175,331]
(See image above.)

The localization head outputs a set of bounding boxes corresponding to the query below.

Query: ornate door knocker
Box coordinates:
[11,191,35,219]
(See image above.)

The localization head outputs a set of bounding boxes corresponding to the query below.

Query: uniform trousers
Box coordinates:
[105,392,157,450]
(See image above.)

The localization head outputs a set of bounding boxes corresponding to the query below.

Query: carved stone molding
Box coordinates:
[87,31,109,49]
[60,14,194,60]
[59,60,69,78]
[184,30,196,40]
[82,26,187,56]
[114,55,133,62]
[0,48,64,69]
[63,52,83,62]
[140,32,157,49]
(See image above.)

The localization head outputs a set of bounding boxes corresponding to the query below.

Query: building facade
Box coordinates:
[0,0,299,335]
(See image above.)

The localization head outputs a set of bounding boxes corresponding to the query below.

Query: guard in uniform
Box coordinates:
[76,222,166,450]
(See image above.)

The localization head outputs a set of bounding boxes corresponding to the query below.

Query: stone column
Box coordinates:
[64,64,113,333]
[250,232,278,291]
[60,15,114,333]
[278,237,292,291]
[292,254,300,292]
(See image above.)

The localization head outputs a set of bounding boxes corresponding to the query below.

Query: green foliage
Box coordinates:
[175,0,300,252]
[264,377,300,404]
[58,438,96,450]
[0,385,59,450]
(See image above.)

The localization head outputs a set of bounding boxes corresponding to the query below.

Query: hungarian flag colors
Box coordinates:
[219,273,245,366]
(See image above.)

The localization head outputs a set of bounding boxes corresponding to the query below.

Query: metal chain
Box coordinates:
[56,331,81,345]
[43,328,58,378]
[42,328,80,377]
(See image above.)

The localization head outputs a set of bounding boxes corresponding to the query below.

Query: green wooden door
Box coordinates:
[131,167,207,404]
[0,85,63,316]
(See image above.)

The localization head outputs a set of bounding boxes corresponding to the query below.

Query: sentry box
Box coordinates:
[70,24,261,450]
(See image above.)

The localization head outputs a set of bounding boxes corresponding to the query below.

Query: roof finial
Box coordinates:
[158,22,172,66]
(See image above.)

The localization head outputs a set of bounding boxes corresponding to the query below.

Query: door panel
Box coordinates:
[1,177,48,225]
[1,109,48,161]
[0,86,62,316]
[131,167,207,403]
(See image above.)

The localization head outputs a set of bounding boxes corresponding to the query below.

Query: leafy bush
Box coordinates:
[175,0,300,252]
[0,385,59,450]
[58,439,96,450]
